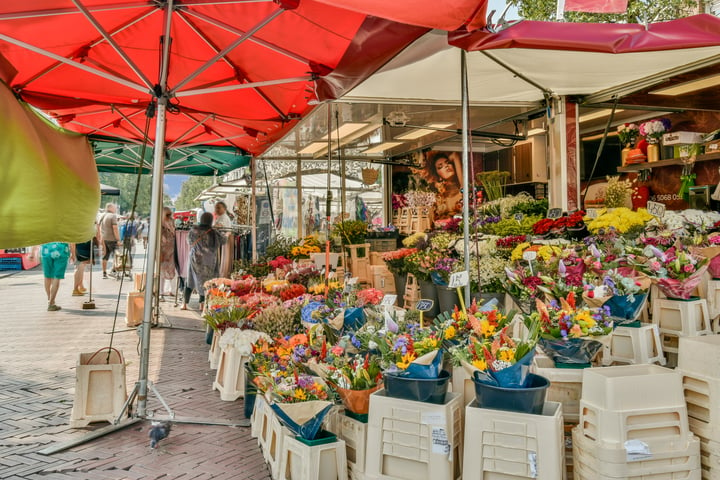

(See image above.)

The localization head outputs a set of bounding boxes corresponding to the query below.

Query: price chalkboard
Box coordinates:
[646,201,666,219]
[523,251,538,261]
[514,213,524,222]
[547,208,563,219]
[448,271,469,288]
[415,299,435,312]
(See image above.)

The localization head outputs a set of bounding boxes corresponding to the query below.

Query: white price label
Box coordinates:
[625,439,652,462]
[380,294,397,306]
[586,208,600,219]
[529,452,538,478]
[523,251,537,262]
[421,412,446,425]
[646,201,666,219]
[547,208,563,219]
[448,271,469,288]
[431,427,451,455]
[346,277,359,285]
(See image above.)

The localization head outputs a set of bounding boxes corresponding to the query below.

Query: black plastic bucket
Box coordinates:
[384,370,451,404]
[472,373,550,414]
[243,364,256,419]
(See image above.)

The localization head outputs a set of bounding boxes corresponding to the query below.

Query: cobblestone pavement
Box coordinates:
[0,247,270,480]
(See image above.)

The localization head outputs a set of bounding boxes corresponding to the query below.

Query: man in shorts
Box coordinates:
[98,203,120,278]
[30,242,72,311]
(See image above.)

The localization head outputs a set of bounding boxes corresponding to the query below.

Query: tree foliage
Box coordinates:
[98,172,173,217]
[507,0,696,23]
[174,176,215,211]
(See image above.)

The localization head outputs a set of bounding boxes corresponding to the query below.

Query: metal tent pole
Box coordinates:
[461,50,471,305]
[137,96,168,417]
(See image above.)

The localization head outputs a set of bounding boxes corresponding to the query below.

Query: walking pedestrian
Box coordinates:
[141,217,149,249]
[30,242,72,311]
[98,203,120,278]
[160,207,176,295]
[182,212,226,311]
[72,239,92,295]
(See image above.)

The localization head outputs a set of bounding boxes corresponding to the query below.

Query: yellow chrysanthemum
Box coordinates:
[472,358,487,370]
[444,326,457,340]
[480,320,496,338]
[294,388,307,401]
[498,349,515,363]
[510,242,531,261]
[396,353,415,370]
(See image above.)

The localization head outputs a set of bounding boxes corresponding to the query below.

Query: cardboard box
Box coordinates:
[663,131,705,145]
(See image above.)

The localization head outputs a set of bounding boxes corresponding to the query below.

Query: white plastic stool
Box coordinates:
[605,324,666,366]
[652,297,712,338]
[278,436,348,480]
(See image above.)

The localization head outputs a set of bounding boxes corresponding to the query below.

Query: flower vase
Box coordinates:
[621,144,631,166]
[334,384,381,415]
[647,141,660,163]
[393,272,407,299]
[418,279,440,318]
[243,363,256,419]
[437,285,460,314]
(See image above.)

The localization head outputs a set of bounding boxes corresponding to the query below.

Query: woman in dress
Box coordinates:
[160,207,176,296]
[182,212,226,311]
[213,201,234,278]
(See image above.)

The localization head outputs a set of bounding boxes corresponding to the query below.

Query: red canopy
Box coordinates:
[449,14,720,54]
[0,1,436,155]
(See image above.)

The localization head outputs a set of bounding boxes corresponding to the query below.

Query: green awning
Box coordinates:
[91,136,251,177]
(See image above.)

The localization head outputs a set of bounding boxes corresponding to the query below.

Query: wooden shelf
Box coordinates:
[617,152,720,172]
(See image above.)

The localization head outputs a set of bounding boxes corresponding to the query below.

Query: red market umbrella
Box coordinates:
[0,0,481,423]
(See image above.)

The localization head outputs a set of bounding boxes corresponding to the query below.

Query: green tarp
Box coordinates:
[91,136,251,177]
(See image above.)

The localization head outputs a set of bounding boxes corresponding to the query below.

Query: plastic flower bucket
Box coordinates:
[472,372,549,414]
[383,370,451,404]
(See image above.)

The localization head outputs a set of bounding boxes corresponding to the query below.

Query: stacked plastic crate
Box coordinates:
[573,365,701,479]
[679,335,720,479]
[365,390,463,480]
[462,401,566,480]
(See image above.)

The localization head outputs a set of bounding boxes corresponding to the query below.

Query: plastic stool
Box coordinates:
[278,436,348,480]
[652,297,712,338]
[605,324,666,366]
[706,279,720,324]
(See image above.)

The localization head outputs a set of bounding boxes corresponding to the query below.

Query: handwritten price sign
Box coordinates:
[448,271,469,288]
[646,201,666,219]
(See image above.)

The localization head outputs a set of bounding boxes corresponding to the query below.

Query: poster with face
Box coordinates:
[409,150,485,220]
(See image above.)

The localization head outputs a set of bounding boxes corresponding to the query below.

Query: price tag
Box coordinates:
[415,299,435,312]
[346,277,359,285]
[646,201,666,219]
[448,271,469,288]
[547,208,563,219]
[586,208,600,219]
[523,251,537,262]
[381,294,397,306]
[514,213,524,222]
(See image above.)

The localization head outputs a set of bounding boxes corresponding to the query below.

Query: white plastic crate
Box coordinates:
[652,298,711,338]
[580,365,689,447]
[705,280,720,322]
[450,366,475,409]
[366,390,463,480]
[573,426,700,477]
[278,435,348,480]
[582,364,685,412]
[681,373,720,439]
[695,431,720,476]
[252,395,269,439]
[679,336,720,380]
[531,355,583,423]
[212,348,249,401]
[462,401,565,480]
[323,405,345,436]
[336,414,368,473]
[574,452,701,480]
[605,324,666,366]
[262,409,291,478]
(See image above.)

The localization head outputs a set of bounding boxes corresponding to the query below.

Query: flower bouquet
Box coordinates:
[382,326,449,404]
[266,373,334,440]
[381,248,418,275]
[617,123,639,146]
[692,234,720,279]
[503,265,545,314]
[535,292,613,367]
[597,269,650,322]
[325,352,383,415]
[640,244,708,299]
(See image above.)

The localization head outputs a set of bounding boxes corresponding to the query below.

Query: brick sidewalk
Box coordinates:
[0,248,270,480]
